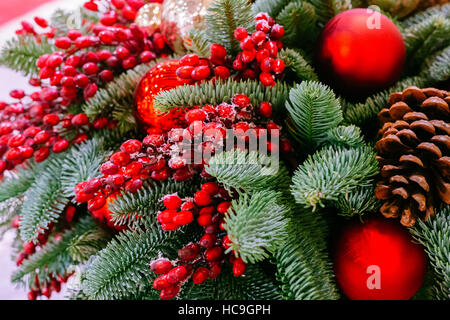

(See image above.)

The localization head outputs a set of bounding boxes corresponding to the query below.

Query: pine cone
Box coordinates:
[417,0,450,11]
[376,86,450,226]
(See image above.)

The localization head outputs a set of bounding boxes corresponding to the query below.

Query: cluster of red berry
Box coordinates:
[75,94,290,224]
[151,182,247,300]
[84,0,163,22]
[11,206,77,299]
[176,12,285,87]
[27,272,73,300]
[0,88,115,178]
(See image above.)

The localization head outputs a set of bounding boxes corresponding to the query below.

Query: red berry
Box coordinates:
[74,74,90,87]
[72,113,89,126]
[256,20,270,33]
[178,243,200,261]
[208,263,221,279]
[110,151,130,166]
[122,56,137,69]
[150,259,173,275]
[67,30,82,40]
[34,147,50,162]
[121,139,142,154]
[197,214,212,227]
[27,291,37,300]
[251,31,266,45]
[24,241,35,254]
[176,66,194,79]
[93,117,109,129]
[140,51,155,63]
[53,139,69,153]
[83,178,103,194]
[173,211,193,226]
[66,205,76,223]
[84,83,98,99]
[167,266,188,283]
[8,134,26,147]
[273,59,285,74]
[185,109,206,123]
[217,201,231,214]
[201,182,219,195]
[9,89,25,99]
[43,114,60,126]
[34,16,48,28]
[232,257,247,277]
[46,54,63,68]
[192,267,209,285]
[232,94,251,108]
[240,37,254,51]
[194,191,211,206]
[161,222,178,231]
[125,178,143,193]
[157,209,177,224]
[112,0,125,9]
[270,24,285,40]
[222,235,231,249]
[160,284,180,300]
[55,37,72,49]
[100,11,117,26]
[143,134,164,147]
[84,1,98,11]
[153,274,170,290]
[259,72,275,86]
[191,66,211,81]
[214,66,230,80]
[241,49,256,63]
[87,195,106,211]
[258,102,273,117]
[124,161,143,176]
[234,27,248,41]
[199,234,216,249]
[99,30,115,44]
[210,43,227,59]
[82,62,99,75]
[232,57,245,71]
[163,194,182,210]
[180,54,199,66]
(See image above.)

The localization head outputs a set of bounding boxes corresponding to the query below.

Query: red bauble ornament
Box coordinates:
[334,217,427,300]
[317,9,405,97]
[135,60,187,130]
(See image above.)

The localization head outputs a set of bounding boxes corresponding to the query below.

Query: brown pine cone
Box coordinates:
[417,0,450,11]
[375,86,450,226]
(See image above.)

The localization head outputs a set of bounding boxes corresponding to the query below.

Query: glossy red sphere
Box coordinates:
[334,217,427,300]
[135,60,187,130]
[317,9,405,97]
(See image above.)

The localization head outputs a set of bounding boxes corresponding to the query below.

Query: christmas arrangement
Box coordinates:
[0,0,448,300]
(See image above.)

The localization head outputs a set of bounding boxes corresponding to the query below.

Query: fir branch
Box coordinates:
[403,15,450,71]
[252,0,291,17]
[19,155,69,242]
[323,125,365,148]
[12,216,107,288]
[276,209,339,299]
[402,3,450,29]
[285,81,343,149]
[306,0,352,25]
[224,191,289,263]
[205,149,290,194]
[291,144,378,211]
[81,223,196,300]
[186,263,282,299]
[0,198,22,240]
[0,163,39,203]
[411,206,450,300]
[185,28,211,57]
[342,75,428,126]
[424,45,450,83]
[0,36,55,76]
[276,1,319,49]
[334,184,380,218]
[153,78,290,117]
[109,180,198,227]
[278,48,318,82]
[60,137,112,199]
[206,0,254,56]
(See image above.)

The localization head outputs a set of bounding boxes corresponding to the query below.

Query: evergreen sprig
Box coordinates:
[0,163,39,203]
[224,191,289,263]
[206,149,290,194]
[19,155,69,242]
[277,48,318,82]
[0,36,55,76]
[154,78,290,116]
[334,184,380,218]
[12,216,107,288]
[306,0,352,25]
[252,0,291,17]
[206,0,254,56]
[411,206,450,300]
[185,28,211,57]
[402,3,450,28]
[324,125,365,148]
[291,144,378,211]
[81,223,197,300]
[286,81,343,149]
[275,208,340,299]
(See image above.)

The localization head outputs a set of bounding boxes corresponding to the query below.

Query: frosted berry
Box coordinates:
[121,139,142,154]
[151,259,173,275]
[167,266,188,283]
[180,54,199,66]
[234,27,247,41]
[153,274,170,290]
[163,194,182,210]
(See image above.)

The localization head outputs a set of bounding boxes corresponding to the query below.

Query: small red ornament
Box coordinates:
[333,217,427,300]
[135,60,187,130]
[316,8,405,97]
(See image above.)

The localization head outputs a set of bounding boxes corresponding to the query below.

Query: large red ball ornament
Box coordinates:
[333,217,427,300]
[317,8,406,97]
[135,60,187,131]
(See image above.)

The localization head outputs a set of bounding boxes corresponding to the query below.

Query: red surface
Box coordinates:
[0,0,53,25]
[317,8,405,97]
[333,217,427,300]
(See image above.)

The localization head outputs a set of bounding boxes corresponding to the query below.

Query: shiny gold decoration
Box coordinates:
[160,0,211,53]
[135,3,163,36]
